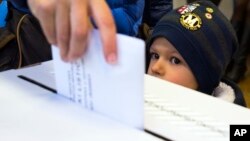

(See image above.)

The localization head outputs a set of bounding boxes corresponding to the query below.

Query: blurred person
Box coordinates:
[225,0,250,82]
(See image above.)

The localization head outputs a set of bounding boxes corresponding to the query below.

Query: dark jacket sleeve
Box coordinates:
[7,0,29,13]
[143,0,173,28]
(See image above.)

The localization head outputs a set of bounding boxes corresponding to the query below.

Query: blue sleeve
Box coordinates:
[7,0,144,36]
[0,1,8,27]
[107,0,145,36]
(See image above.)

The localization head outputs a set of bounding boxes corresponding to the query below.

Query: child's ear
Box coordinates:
[137,23,152,41]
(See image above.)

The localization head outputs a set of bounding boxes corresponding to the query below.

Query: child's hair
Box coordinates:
[146,0,238,94]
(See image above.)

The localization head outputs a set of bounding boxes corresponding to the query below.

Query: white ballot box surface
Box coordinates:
[144,75,250,141]
[3,61,250,141]
[0,67,162,141]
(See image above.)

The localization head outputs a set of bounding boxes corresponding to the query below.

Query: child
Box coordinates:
[146,1,246,106]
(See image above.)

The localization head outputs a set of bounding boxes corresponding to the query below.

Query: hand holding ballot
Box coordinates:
[27,0,117,63]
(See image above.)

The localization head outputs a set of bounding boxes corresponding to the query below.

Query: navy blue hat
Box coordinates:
[147,0,238,94]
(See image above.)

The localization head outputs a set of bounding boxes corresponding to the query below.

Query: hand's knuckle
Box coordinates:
[37,2,54,14]
[58,34,69,43]
[72,29,88,40]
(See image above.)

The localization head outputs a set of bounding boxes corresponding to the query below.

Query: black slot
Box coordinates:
[18,75,57,94]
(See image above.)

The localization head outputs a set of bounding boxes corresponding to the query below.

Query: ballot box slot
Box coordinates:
[18,75,57,93]
[144,129,171,141]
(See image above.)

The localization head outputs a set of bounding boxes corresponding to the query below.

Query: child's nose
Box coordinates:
[151,60,165,77]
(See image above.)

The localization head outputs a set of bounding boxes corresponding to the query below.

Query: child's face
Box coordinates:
[147,37,198,90]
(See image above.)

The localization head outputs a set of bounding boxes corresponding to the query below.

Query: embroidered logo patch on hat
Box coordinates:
[180,13,202,30]
[177,3,200,14]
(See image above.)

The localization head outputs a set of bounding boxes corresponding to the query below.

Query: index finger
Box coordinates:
[89,0,117,64]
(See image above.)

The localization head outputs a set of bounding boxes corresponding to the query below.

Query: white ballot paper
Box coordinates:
[52,30,145,129]
[144,75,250,141]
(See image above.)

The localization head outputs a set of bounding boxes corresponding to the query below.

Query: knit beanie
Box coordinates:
[146,0,238,94]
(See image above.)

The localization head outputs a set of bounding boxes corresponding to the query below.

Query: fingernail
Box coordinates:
[107,53,117,64]
[62,56,69,62]
[68,56,76,62]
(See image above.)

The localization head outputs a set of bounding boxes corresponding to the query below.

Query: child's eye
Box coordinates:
[150,52,159,60]
[170,57,181,64]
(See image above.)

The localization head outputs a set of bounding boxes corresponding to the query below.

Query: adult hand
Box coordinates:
[27,0,117,64]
